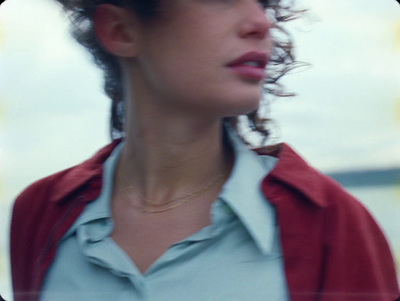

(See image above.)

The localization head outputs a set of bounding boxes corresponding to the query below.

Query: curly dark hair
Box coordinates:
[54,0,301,145]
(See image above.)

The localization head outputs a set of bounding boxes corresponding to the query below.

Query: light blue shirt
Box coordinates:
[41,133,289,301]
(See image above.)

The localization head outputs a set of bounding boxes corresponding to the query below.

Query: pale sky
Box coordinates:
[1,0,400,299]
[1,0,399,187]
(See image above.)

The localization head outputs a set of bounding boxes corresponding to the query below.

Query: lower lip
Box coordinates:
[229,65,266,81]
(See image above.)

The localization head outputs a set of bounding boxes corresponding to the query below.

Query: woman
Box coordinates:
[10,0,399,300]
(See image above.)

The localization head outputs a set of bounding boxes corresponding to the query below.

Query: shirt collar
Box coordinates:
[219,130,278,255]
[69,132,279,254]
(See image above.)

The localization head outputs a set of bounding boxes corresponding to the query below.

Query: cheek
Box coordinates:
[145,50,263,117]
[139,42,213,98]
[137,29,262,116]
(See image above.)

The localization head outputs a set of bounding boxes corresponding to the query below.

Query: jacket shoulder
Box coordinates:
[11,139,121,253]
[11,140,121,298]
[13,139,121,211]
[12,167,75,223]
[259,143,399,300]
[257,143,352,208]
[260,143,390,239]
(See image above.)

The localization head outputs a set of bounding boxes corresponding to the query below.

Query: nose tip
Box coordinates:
[239,1,272,40]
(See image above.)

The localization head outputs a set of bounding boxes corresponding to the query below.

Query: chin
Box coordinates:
[227,93,262,115]
[218,98,261,118]
[182,88,262,119]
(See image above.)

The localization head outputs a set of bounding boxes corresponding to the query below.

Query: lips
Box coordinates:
[227,51,269,69]
[227,51,270,80]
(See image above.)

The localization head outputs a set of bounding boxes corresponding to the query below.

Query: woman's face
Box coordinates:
[130,0,273,119]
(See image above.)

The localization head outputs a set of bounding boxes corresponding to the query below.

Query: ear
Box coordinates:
[93,4,141,57]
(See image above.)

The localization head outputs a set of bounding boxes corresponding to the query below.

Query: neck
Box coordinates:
[116,109,233,206]
[114,65,235,208]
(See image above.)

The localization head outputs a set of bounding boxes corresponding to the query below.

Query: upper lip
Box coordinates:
[227,51,269,68]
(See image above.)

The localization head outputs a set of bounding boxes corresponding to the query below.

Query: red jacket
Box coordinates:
[11,141,400,301]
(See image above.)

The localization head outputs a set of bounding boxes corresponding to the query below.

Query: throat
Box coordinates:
[111,189,217,274]
[115,132,234,212]
[118,172,226,214]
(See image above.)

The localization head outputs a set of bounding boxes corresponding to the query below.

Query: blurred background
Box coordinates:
[1,0,399,299]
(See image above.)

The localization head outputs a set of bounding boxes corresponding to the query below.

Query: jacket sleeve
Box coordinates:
[10,178,53,301]
[320,182,399,301]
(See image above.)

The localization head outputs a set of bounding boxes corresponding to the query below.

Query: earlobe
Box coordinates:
[93,4,140,57]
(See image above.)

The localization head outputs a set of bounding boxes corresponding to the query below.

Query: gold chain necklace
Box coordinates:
[117,172,224,214]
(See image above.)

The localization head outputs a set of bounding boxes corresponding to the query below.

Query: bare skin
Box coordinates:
[111,174,230,274]
[95,0,271,273]
[111,109,233,273]
[111,102,234,273]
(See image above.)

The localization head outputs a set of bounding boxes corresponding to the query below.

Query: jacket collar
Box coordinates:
[256,143,327,207]
[51,139,122,203]
[51,140,327,207]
